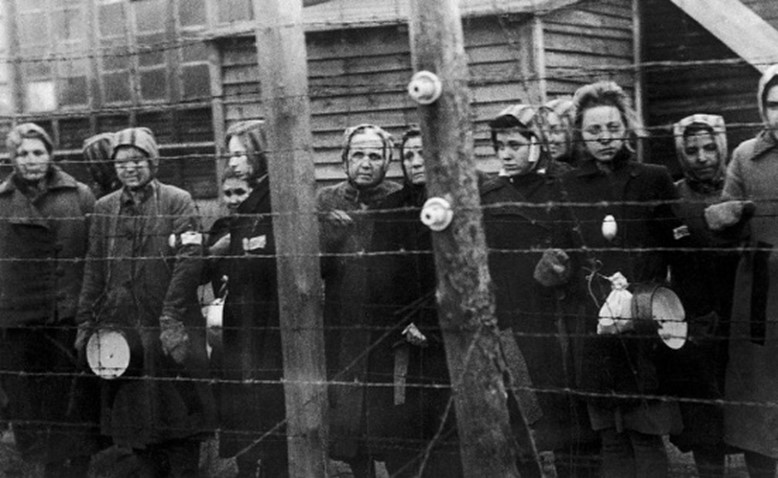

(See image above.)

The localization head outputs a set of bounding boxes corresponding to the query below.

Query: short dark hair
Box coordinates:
[489,116,535,148]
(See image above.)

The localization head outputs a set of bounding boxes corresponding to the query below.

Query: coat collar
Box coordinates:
[750,130,778,161]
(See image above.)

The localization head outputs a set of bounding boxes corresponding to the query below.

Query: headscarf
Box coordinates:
[225,120,267,184]
[341,123,394,163]
[83,132,119,197]
[112,127,160,174]
[673,113,728,188]
[758,64,778,124]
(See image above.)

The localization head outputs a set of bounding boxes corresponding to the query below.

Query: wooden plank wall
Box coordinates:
[543,0,635,99]
[219,3,636,183]
[643,0,763,175]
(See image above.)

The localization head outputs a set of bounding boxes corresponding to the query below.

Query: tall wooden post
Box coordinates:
[408,0,521,476]
[252,1,329,476]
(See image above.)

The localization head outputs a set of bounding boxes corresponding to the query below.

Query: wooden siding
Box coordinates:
[543,0,635,98]
[220,2,635,183]
[643,0,762,175]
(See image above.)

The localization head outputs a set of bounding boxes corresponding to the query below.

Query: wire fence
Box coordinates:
[1,0,776,476]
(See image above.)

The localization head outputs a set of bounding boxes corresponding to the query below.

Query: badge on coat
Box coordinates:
[242,235,267,252]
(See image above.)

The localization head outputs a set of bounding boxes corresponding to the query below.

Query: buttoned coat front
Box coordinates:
[0,167,94,326]
[555,156,684,436]
[721,130,778,458]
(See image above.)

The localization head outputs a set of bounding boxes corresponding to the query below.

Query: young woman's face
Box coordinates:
[543,112,569,160]
[581,105,627,162]
[494,129,535,176]
[227,135,253,180]
[222,177,252,212]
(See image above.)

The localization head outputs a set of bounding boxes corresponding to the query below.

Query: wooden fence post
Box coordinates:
[408,0,522,476]
[253,0,329,476]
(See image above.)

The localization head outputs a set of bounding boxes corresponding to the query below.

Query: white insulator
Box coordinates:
[408,71,443,105]
[420,197,453,232]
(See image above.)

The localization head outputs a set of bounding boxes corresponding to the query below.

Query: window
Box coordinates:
[9,0,218,199]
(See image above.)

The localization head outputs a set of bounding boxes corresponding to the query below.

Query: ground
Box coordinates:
[0,427,752,477]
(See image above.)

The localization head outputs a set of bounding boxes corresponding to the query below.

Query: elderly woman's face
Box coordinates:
[345,131,388,188]
[581,105,626,162]
[13,138,51,183]
[228,135,253,180]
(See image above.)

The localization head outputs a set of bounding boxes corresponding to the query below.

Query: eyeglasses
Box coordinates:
[223,188,248,197]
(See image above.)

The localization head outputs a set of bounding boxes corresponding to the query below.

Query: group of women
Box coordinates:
[187,75,771,478]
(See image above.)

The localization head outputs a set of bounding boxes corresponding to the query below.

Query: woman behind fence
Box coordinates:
[0,123,100,478]
[214,120,290,478]
[664,114,738,477]
[76,127,215,477]
[479,104,599,477]
[536,81,689,478]
[362,127,462,478]
[709,64,778,478]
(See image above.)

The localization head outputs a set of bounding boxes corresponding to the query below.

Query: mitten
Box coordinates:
[533,248,571,287]
[160,316,190,364]
[704,200,755,231]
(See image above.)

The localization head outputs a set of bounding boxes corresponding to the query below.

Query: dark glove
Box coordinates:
[160,316,190,364]
[534,248,571,287]
[704,200,755,231]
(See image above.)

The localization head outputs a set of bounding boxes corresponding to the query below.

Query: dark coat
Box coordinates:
[0,167,101,463]
[666,179,738,452]
[77,180,215,448]
[481,170,593,451]
[361,184,459,465]
[316,179,400,459]
[555,154,685,435]
[721,130,778,458]
[0,167,95,326]
[217,180,287,460]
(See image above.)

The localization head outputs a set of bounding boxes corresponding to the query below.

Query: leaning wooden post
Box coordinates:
[253,0,329,476]
[407,0,520,476]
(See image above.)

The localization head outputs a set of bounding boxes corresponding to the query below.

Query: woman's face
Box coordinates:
[543,111,569,160]
[227,135,253,179]
[222,177,252,212]
[345,131,388,188]
[402,136,425,185]
[682,131,721,181]
[581,105,627,162]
